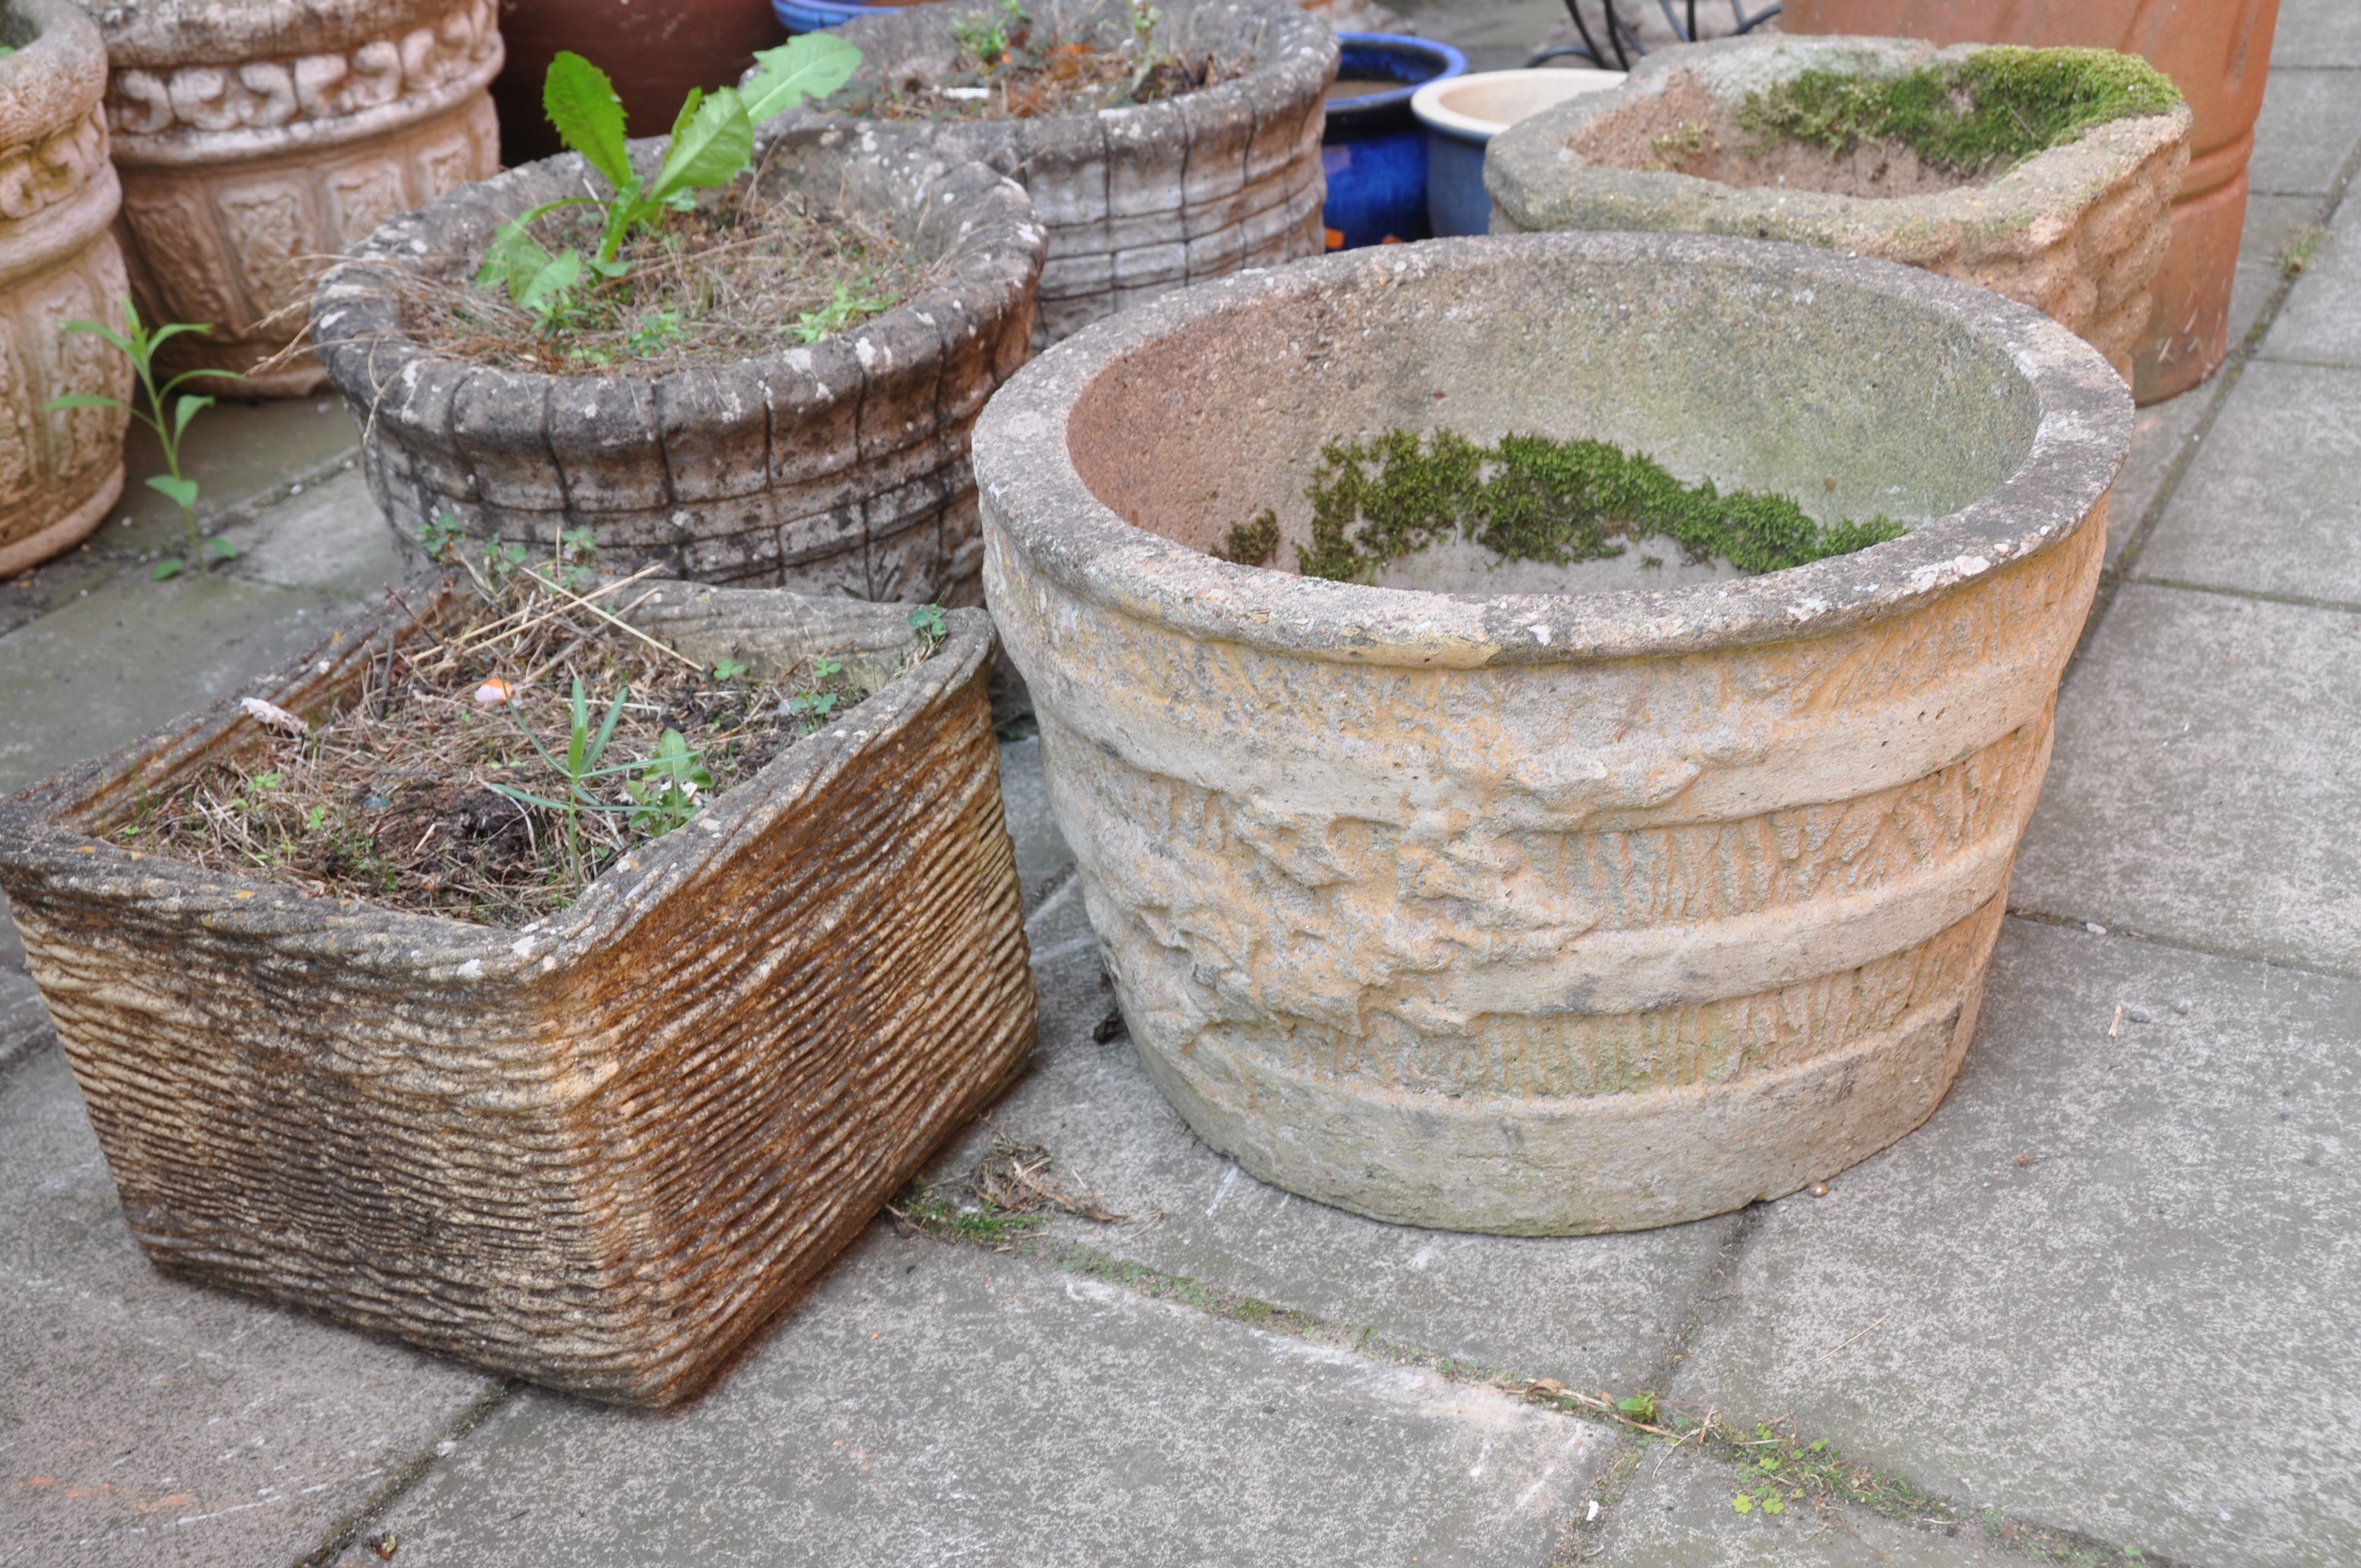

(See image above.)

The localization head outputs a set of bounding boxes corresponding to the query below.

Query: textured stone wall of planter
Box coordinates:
[0,580,1035,1406]
[764,0,1334,344]
[1781,0,2280,402]
[0,0,132,577]
[973,232,2130,1235]
[86,0,504,395]
[1486,37,2191,386]
[312,141,1045,602]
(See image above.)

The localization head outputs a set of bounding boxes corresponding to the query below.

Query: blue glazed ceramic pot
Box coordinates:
[1319,33,1466,250]
[773,0,878,32]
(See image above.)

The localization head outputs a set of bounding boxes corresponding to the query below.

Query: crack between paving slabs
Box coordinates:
[2001,905,2361,986]
[291,1378,519,1568]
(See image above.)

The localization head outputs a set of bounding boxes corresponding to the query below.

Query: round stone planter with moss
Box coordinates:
[762,0,1334,345]
[974,231,2130,1234]
[1486,37,2191,385]
[313,137,1045,602]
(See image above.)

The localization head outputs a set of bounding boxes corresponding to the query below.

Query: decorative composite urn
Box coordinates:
[0,582,1035,1406]
[86,0,504,395]
[312,142,1044,603]
[0,0,131,577]
[1780,0,2280,401]
[973,232,2131,1234]
[1485,36,2191,386]
[765,0,1335,344]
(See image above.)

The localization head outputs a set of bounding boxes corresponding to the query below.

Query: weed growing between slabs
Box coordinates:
[111,526,950,925]
[1219,428,1905,582]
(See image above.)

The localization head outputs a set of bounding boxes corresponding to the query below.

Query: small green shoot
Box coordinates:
[907,603,948,649]
[485,676,637,880]
[46,300,244,579]
[477,38,861,325]
[625,728,711,834]
[791,281,894,344]
[558,525,600,589]
[784,656,847,730]
[419,511,467,562]
[710,658,750,682]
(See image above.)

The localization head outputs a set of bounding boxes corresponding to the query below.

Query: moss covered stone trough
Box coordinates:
[1486,36,2192,383]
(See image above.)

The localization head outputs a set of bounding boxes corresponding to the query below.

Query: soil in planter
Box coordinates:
[834,0,1250,120]
[106,553,943,927]
[404,172,940,376]
[1217,429,1905,584]
[1589,48,2181,199]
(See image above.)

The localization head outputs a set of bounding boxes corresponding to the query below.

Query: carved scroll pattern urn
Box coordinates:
[86,0,504,395]
[973,232,2132,1235]
[0,0,131,578]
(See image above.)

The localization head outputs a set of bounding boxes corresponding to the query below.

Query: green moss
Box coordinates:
[1737,46,2182,175]
[1284,428,1903,585]
[1218,511,1280,566]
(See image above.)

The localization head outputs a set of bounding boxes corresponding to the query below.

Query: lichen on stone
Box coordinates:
[1736,46,2183,175]
[1282,429,1905,584]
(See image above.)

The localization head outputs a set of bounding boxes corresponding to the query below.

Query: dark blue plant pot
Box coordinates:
[1319,33,1466,251]
[773,0,884,32]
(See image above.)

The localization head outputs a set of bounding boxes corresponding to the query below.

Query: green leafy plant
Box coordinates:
[557,525,601,589]
[418,511,467,562]
[784,656,847,729]
[486,677,634,880]
[710,658,750,682]
[906,603,948,649]
[625,728,712,834]
[953,0,1026,66]
[791,281,895,344]
[45,301,244,579]
[476,37,862,326]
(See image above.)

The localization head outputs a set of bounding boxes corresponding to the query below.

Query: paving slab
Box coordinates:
[1671,918,2361,1567]
[996,733,1076,915]
[2129,360,2361,601]
[1591,1449,2014,1568]
[2102,386,2207,567]
[2250,67,2361,195]
[2228,192,2322,352]
[356,1231,1614,1567]
[2011,582,2361,970]
[0,1043,497,1568]
[972,742,1734,1393]
[2259,193,2361,366]
[2275,0,2361,68]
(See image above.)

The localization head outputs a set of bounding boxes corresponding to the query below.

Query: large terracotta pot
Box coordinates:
[0,0,131,578]
[1782,0,2282,402]
[974,232,2129,1234]
[88,0,506,396]
[492,0,784,168]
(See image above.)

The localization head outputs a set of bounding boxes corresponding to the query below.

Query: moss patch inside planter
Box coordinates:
[417,176,935,374]
[835,0,1247,120]
[104,558,946,924]
[1222,429,1906,584]
[1736,47,2182,175]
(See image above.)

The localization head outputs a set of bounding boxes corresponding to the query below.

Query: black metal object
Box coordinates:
[1526,0,1782,69]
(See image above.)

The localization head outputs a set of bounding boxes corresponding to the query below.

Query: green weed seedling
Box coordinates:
[710,658,750,682]
[791,280,895,344]
[476,37,861,328]
[907,602,948,649]
[46,300,244,579]
[784,656,846,730]
[626,728,712,834]
[418,511,467,562]
[486,677,634,880]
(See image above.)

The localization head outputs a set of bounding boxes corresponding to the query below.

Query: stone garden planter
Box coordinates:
[974,232,2129,1234]
[1781,0,2281,401]
[312,141,1044,603]
[0,580,1035,1405]
[1486,36,2192,386]
[0,0,132,578]
[765,0,1334,344]
[88,0,505,395]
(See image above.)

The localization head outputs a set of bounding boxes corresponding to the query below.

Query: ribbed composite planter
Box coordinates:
[313,141,1044,602]
[0,0,132,577]
[765,0,1334,343]
[1486,37,2191,386]
[87,0,504,395]
[1781,0,2281,401]
[975,232,2130,1234]
[0,581,1035,1405]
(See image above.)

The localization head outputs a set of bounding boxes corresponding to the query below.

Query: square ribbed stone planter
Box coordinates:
[1485,36,2191,385]
[312,139,1044,603]
[973,231,2129,1235]
[763,0,1334,344]
[0,582,1035,1406]
[88,0,506,395]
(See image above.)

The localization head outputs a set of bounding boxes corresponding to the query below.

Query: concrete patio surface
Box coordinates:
[6,3,2360,1563]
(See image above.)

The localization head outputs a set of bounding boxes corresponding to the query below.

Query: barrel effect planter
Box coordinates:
[0,0,132,577]
[975,232,2130,1234]
[1780,0,2280,402]
[765,0,1334,344]
[0,581,1035,1406]
[1486,36,2191,385]
[312,140,1044,603]
[88,0,504,395]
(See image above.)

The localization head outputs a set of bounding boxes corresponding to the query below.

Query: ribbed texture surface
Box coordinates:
[0,584,1035,1406]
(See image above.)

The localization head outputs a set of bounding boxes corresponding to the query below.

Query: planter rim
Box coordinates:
[764,0,1335,150]
[79,0,465,67]
[309,136,1043,412]
[972,230,2130,667]
[1411,67,1626,144]
[0,0,108,145]
[1325,32,1468,123]
[0,580,994,977]
[1486,35,2193,238]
